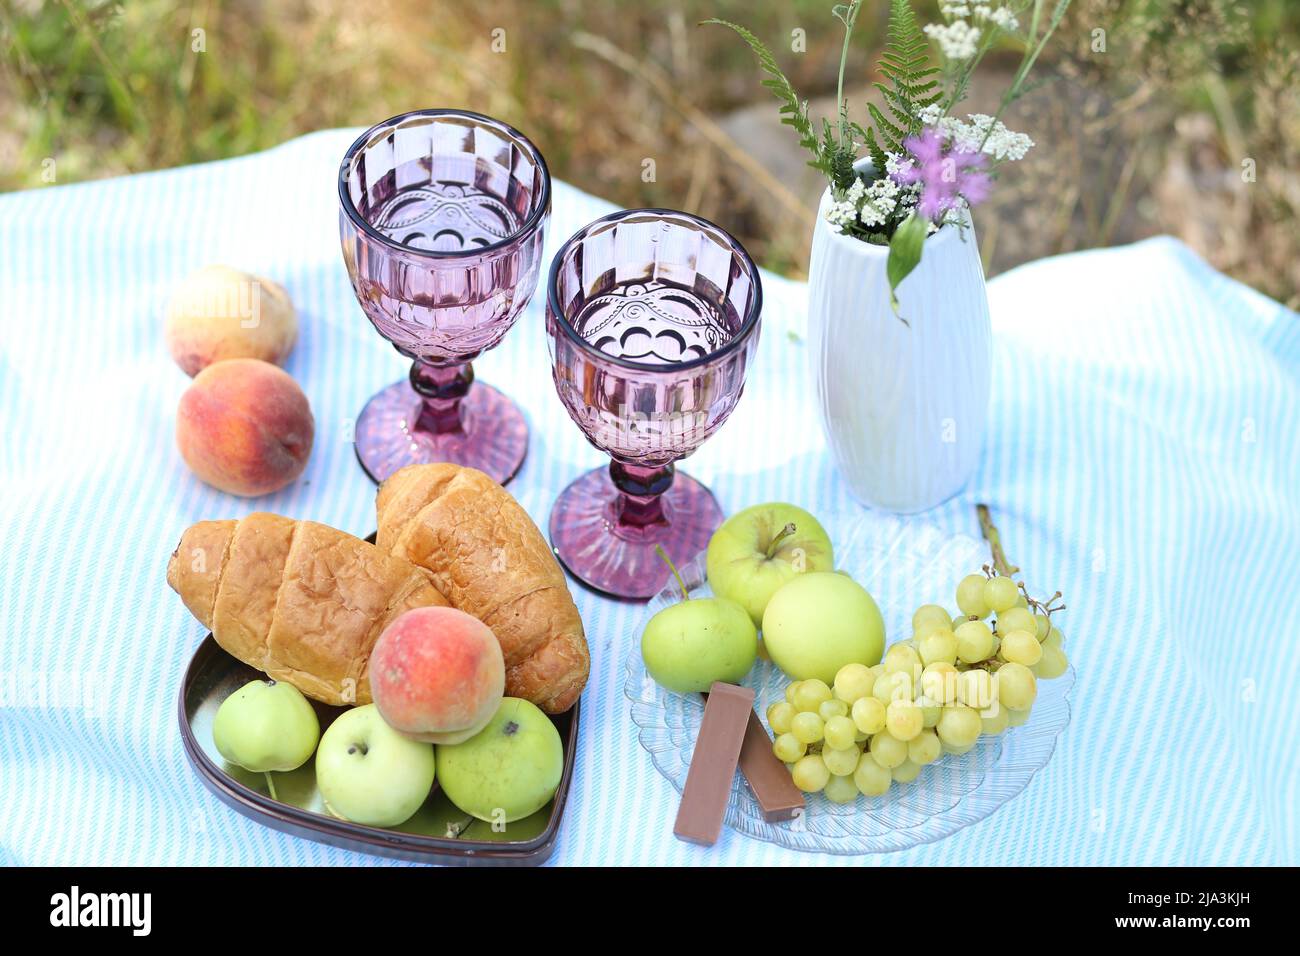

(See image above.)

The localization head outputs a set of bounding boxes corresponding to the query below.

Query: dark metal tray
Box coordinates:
[178,635,579,866]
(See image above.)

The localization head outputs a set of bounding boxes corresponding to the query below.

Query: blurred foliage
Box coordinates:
[0,0,1297,304]
[1042,0,1300,305]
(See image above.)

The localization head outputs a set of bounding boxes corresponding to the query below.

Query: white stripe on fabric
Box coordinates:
[0,130,1295,866]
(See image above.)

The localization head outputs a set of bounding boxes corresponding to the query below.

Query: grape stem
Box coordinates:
[655,544,690,601]
[976,504,1067,633]
[976,504,1019,577]
[264,772,278,802]
[1021,582,1067,630]
[765,522,798,559]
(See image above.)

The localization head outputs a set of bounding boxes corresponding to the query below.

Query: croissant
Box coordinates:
[167,513,448,705]
[376,464,589,713]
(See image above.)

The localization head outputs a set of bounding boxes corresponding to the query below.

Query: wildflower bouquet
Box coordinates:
[708,0,1070,311]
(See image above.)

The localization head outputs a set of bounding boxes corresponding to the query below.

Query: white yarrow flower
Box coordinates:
[966,113,1034,160]
[860,177,900,226]
[986,6,1019,31]
[917,103,944,127]
[931,112,1034,161]
[884,151,912,178]
[824,198,859,232]
[859,203,889,228]
[870,177,900,201]
[825,172,911,233]
[924,20,980,59]
[934,115,979,153]
[986,125,1033,160]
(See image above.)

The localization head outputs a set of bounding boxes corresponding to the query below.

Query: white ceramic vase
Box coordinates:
[807,189,992,513]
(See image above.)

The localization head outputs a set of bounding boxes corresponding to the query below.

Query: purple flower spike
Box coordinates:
[893,127,990,222]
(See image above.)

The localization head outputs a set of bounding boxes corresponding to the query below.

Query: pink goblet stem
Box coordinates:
[610,461,673,529]
[352,359,529,486]
[410,360,473,435]
[548,462,726,600]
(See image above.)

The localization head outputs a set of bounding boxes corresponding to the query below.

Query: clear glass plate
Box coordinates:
[624,512,1075,854]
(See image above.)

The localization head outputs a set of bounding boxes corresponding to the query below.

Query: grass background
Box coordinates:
[2,0,1296,305]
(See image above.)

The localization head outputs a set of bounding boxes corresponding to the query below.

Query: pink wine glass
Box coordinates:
[338,109,551,485]
[546,209,763,599]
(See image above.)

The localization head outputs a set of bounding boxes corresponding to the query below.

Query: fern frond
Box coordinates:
[865,0,937,154]
[819,120,858,192]
[867,103,905,154]
[864,128,890,177]
[704,19,821,161]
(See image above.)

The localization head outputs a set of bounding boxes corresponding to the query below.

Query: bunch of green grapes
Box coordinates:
[766,568,1070,802]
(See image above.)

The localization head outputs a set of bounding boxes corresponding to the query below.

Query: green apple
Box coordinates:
[316,704,435,827]
[436,698,563,824]
[213,679,319,773]
[642,546,758,693]
[762,571,885,684]
[706,502,835,627]
[641,596,758,694]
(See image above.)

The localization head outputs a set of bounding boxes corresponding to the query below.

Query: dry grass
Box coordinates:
[1,0,1296,305]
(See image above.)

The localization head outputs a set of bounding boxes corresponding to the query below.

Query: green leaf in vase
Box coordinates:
[887,212,928,319]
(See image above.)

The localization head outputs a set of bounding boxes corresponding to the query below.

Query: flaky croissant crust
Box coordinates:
[167,514,448,705]
[376,464,589,713]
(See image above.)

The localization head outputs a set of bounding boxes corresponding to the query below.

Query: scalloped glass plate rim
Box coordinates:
[624,515,1075,855]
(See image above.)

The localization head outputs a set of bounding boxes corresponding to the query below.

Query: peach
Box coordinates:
[176,358,314,497]
[165,265,298,376]
[370,607,505,745]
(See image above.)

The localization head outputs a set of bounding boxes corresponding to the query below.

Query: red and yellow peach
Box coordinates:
[176,358,314,497]
[369,606,506,744]
[165,265,298,377]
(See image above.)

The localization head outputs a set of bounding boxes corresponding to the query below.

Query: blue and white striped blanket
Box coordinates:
[1,129,1295,865]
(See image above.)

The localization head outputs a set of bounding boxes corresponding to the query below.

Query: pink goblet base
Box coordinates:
[354,376,528,485]
[548,465,724,600]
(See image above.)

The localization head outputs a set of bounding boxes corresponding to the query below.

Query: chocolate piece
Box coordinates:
[739,710,806,822]
[674,682,754,846]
